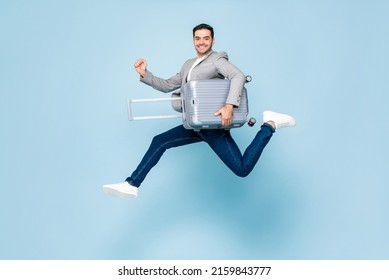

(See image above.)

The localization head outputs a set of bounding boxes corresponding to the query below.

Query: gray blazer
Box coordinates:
[141,51,246,107]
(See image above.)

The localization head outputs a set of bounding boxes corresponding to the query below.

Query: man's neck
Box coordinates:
[196,50,212,59]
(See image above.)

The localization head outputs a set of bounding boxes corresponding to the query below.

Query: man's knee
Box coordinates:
[235,170,250,178]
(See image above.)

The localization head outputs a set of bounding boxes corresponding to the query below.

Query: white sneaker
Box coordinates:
[103,181,138,198]
[263,111,296,130]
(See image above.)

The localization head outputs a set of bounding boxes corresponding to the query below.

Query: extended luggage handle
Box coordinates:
[127,97,182,121]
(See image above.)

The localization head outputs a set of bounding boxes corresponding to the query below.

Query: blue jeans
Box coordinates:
[126,123,274,187]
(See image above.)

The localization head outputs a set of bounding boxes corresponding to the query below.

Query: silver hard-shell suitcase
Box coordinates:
[127,77,255,130]
[182,79,248,130]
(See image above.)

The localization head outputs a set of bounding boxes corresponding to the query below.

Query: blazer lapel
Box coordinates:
[182,58,196,83]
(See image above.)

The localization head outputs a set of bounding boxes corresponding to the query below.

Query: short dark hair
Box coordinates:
[193,23,214,38]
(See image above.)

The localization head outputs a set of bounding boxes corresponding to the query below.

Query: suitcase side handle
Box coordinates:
[127,97,182,121]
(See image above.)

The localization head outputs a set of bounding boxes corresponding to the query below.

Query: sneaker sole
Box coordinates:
[103,186,137,199]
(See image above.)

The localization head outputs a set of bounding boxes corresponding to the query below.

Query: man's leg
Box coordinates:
[126,125,202,187]
[198,111,296,177]
[103,125,202,197]
[198,123,274,177]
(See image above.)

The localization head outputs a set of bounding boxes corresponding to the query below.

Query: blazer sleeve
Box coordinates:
[141,70,182,93]
[214,53,246,106]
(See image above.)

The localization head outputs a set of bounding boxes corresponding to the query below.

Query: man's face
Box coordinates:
[193,29,214,57]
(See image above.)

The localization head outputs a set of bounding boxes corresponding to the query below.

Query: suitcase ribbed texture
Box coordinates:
[182,79,248,130]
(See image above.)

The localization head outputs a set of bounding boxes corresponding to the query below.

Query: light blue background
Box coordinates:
[1,0,388,259]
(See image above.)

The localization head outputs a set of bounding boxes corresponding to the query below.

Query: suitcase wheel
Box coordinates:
[247,117,256,127]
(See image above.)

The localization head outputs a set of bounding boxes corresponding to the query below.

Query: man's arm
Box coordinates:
[134,58,182,93]
[215,55,246,107]
[214,53,246,126]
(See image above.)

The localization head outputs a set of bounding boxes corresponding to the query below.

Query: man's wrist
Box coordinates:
[139,70,146,79]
